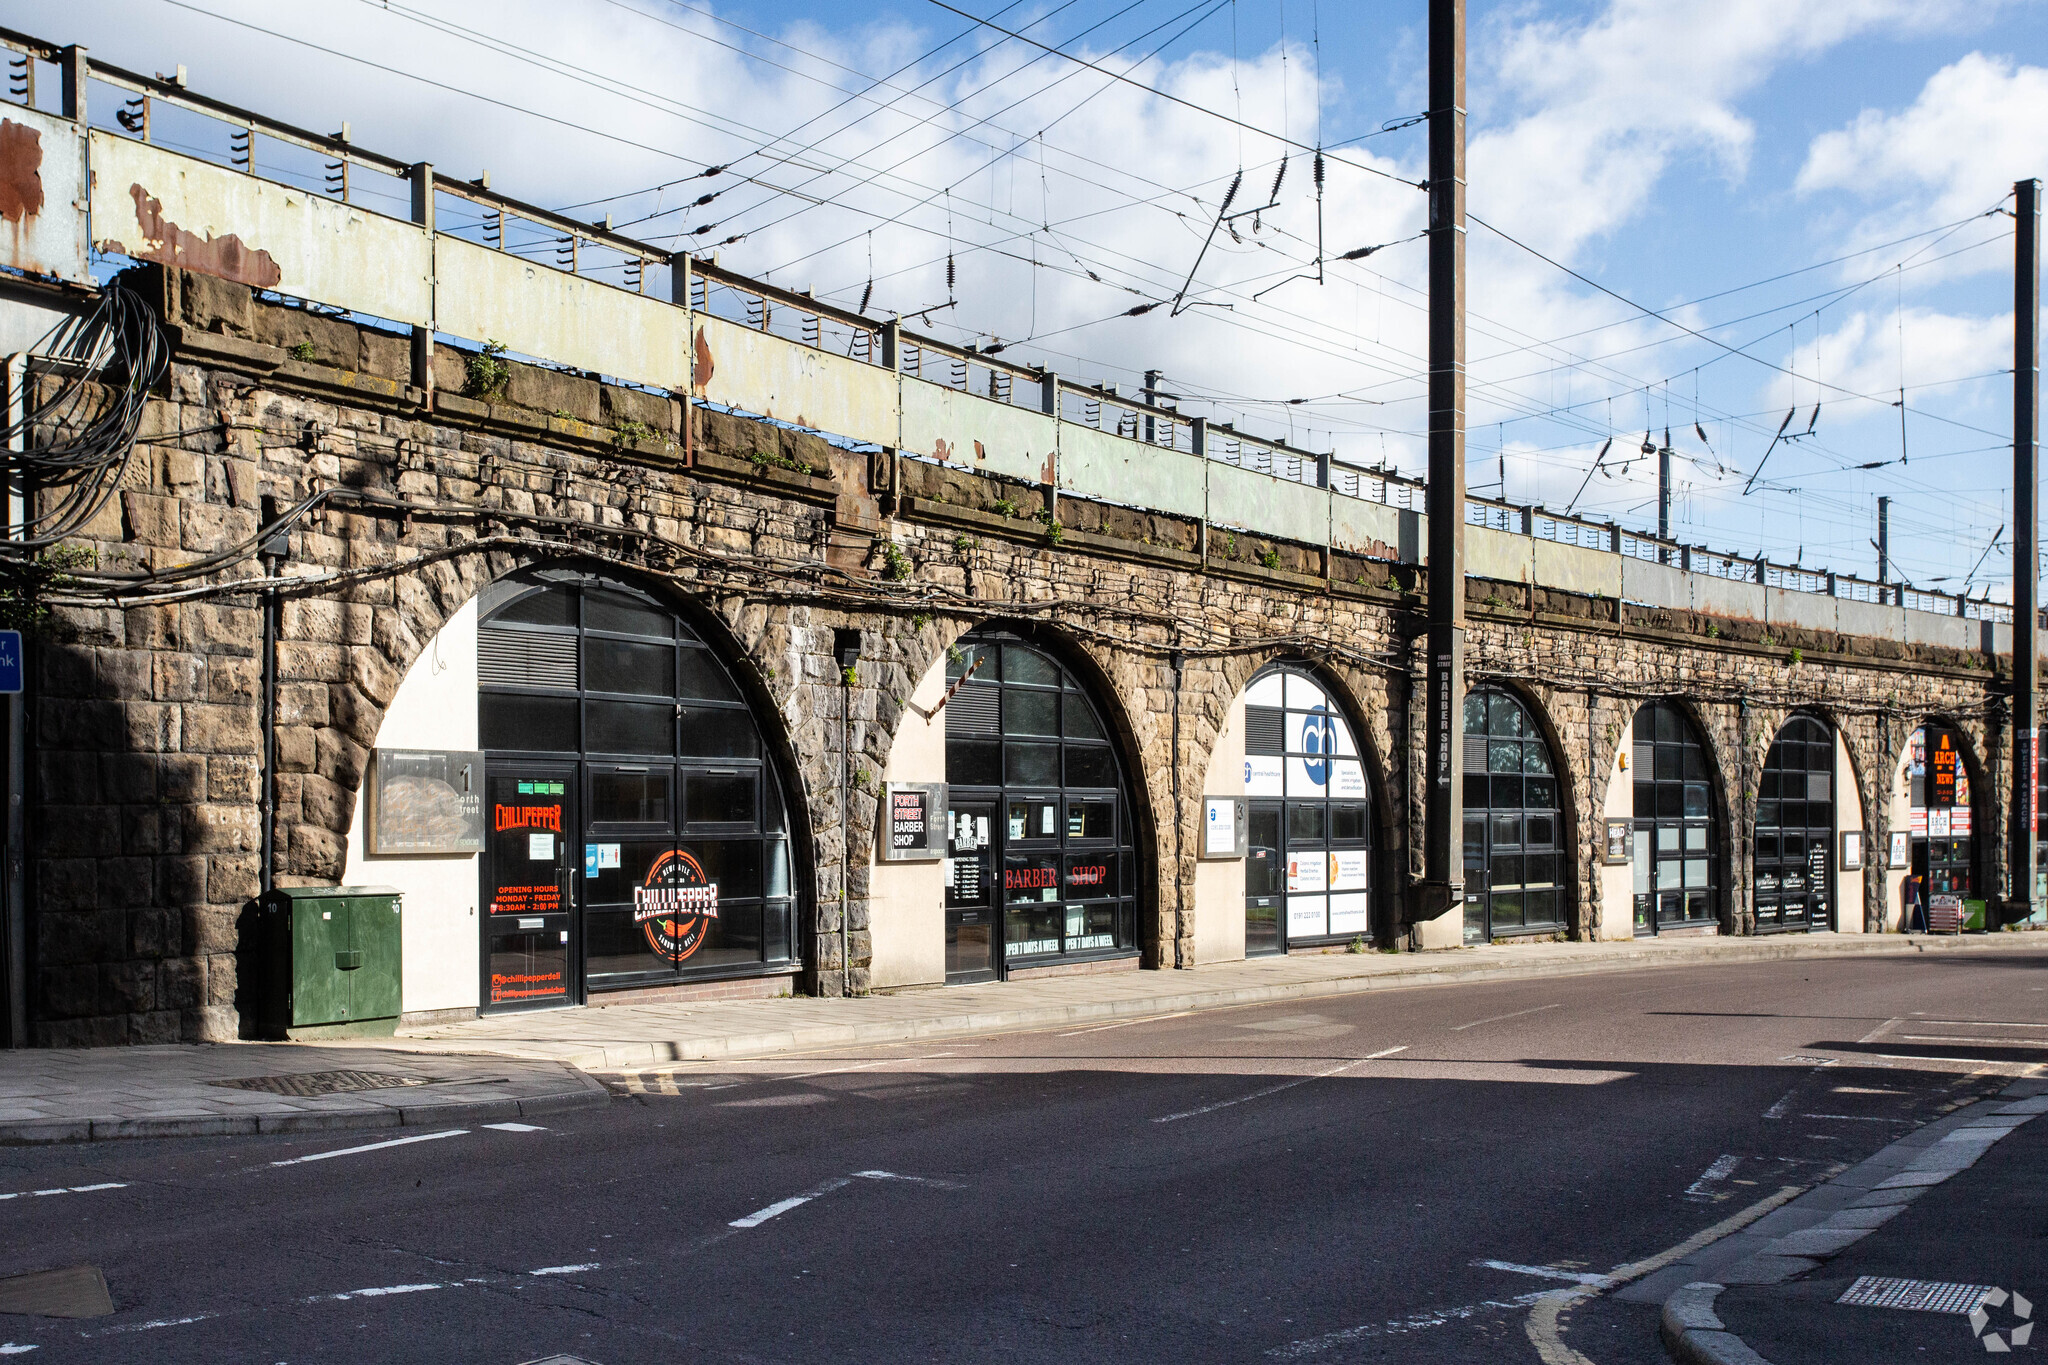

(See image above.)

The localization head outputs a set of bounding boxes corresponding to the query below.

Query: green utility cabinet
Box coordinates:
[256,886,403,1039]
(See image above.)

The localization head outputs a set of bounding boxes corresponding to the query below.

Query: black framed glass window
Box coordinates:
[1243,666,1372,947]
[1754,715,1834,933]
[1632,702,1718,934]
[944,632,1136,969]
[1909,722,1979,918]
[1460,687,1563,943]
[478,574,797,1001]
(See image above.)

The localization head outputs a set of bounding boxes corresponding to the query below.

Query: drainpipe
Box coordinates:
[3,354,24,1048]
[257,507,290,897]
[833,628,861,997]
[1170,650,1186,968]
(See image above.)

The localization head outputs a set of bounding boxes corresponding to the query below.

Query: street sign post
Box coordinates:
[0,630,22,695]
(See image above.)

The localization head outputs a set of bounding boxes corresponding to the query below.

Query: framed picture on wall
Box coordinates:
[1602,819,1632,865]
[1840,830,1865,872]
[1887,831,1910,870]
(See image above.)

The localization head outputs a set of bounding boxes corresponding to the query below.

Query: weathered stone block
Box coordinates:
[184,803,260,854]
[181,703,259,755]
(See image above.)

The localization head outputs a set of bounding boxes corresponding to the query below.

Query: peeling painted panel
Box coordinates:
[89,132,430,321]
[1209,462,1327,545]
[900,377,1055,484]
[1469,525,1534,584]
[694,313,895,445]
[1622,557,1691,610]
[1059,424,1205,518]
[0,108,87,284]
[1764,586,1837,634]
[439,236,687,391]
[1533,538,1620,598]
[1686,569,1764,620]
[1331,495,1404,562]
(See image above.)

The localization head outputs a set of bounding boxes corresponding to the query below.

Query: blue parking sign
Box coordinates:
[0,630,19,695]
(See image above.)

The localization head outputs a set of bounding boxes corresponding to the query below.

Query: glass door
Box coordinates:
[481,763,578,1012]
[1246,802,1283,955]
[946,800,997,983]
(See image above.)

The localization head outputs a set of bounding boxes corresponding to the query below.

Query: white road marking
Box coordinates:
[529,1264,600,1276]
[1474,1260,1609,1287]
[1763,1057,1836,1119]
[1873,1052,2045,1068]
[781,1053,954,1082]
[1858,1016,1903,1045]
[1901,1035,2047,1047]
[0,1343,35,1354]
[1802,1112,1915,1123]
[1265,1291,1550,1358]
[730,1176,852,1228]
[89,1313,222,1335]
[1153,1049,1405,1124]
[1450,1003,1562,1031]
[1684,1154,1739,1196]
[1059,1012,1193,1037]
[0,1182,125,1201]
[271,1130,467,1166]
[311,1283,448,1301]
[853,1169,967,1189]
[1913,1020,2048,1029]
[481,1122,546,1132]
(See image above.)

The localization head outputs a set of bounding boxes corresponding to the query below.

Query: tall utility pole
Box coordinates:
[1419,0,1466,929]
[1877,496,1891,587]
[2010,177,2041,926]
[1657,438,1672,542]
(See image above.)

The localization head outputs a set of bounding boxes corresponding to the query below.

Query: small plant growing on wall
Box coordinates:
[1787,647,1803,666]
[991,497,1019,518]
[841,664,858,687]
[0,544,94,633]
[910,611,931,631]
[953,534,978,552]
[465,339,511,401]
[1258,547,1281,570]
[1035,509,1064,545]
[612,419,657,449]
[287,341,317,362]
[880,541,913,580]
[1705,622,1721,638]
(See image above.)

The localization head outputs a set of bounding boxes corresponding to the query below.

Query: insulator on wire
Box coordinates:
[859,280,873,314]
[1269,157,1287,204]
[1313,151,1325,191]
[1221,170,1243,213]
[946,253,956,297]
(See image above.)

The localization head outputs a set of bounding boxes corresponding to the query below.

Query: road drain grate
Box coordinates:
[1838,1276,1994,1314]
[208,1070,429,1097]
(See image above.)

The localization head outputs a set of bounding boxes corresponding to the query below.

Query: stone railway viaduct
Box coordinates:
[0,43,2025,1044]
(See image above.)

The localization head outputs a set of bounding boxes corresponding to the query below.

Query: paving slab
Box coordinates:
[0,1043,606,1145]
[337,930,2044,1070]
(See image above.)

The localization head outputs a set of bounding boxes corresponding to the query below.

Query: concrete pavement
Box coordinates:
[365,929,2040,1070]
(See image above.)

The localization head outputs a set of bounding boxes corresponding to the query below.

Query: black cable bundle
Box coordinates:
[0,283,168,554]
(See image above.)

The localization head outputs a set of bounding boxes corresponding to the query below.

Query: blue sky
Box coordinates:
[21,0,2048,596]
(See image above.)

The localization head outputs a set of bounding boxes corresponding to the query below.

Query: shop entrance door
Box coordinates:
[481,763,578,1012]
[1246,801,1283,955]
[945,799,997,983]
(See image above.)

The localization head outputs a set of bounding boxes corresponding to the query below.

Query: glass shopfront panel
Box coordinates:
[943,632,1138,978]
[1754,715,1834,932]
[1632,702,1720,934]
[1243,666,1373,950]
[1460,688,1565,944]
[477,574,799,1011]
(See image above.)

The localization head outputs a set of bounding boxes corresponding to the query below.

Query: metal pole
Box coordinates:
[2,354,24,1048]
[1657,441,1671,543]
[1418,0,1467,927]
[1877,496,1891,586]
[2010,177,2041,925]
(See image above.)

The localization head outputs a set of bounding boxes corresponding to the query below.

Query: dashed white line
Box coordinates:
[311,1283,448,1302]
[481,1122,547,1132]
[1450,1003,1562,1031]
[0,1182,125,1201]
[1474,1259,1609,1287]
[1153,1048,1406,1124]
[1802,1113,1915,1123]
[271,1130,468,1166]
[529,1264,600,1276]
[730,1176,853,1228]
[0,1342,36,1354]
[1685,1154,1739,1196]
[1059,1011,1194,1037]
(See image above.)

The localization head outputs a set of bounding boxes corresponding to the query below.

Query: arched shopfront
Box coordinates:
[475,572,799,1012]
[1461,686,1565,943]
[1240,666,1373,955]
[940,630,1139,981]
[1631,701,1721,934]
[1908,721,1981,927]
[1754,714,1836,932]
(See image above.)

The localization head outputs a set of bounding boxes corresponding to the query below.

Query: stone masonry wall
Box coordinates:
[19,269,2012,1044]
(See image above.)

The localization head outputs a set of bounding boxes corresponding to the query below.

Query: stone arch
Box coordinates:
[1747,707,1859,933]
[1888,711,1994,926]
[300,552,826,992]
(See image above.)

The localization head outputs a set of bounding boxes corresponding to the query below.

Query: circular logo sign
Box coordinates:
[1301,706,1336,786]
[633,849,720,962]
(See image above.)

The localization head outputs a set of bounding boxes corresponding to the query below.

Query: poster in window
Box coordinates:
[1929,732,1958,807]
[1286,854,1328,894]
[1202,797,1246,858]
[1244,756,1283,797]
[1330,760,1367,799]
[1840,830,1864,871]
[370,749,485,854]
[880,783,947,862]
[1287,896,1328,936]
[1602,819,1632,865]
[1328,851,1370,892]
[1328,893,1370,934]
[1888,831,1909,869]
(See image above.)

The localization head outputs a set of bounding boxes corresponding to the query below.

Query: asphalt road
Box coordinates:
[1,948,2042,1364]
